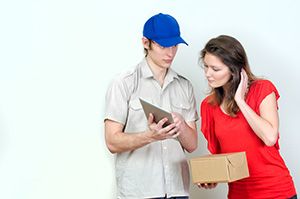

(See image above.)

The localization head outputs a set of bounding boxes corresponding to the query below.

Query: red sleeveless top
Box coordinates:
[200,80,296,199]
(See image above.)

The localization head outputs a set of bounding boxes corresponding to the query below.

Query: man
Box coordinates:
[104,13,198,199]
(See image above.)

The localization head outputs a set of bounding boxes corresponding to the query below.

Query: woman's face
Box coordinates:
[203,53,232,88]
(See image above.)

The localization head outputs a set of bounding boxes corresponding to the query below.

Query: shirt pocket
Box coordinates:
[126,99,147,131]
[129,99,143,111]
[171,100,191,116]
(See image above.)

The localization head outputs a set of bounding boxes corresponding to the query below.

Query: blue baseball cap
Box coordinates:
[143,13,188,47]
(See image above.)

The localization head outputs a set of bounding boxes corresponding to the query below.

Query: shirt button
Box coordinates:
[163,146,167,150]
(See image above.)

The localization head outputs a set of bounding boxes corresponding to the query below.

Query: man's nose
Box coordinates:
[166,46,177,56]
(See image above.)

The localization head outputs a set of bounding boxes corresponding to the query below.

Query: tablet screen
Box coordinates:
[139,98,174,127]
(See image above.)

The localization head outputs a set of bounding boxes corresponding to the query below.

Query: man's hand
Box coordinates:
[147,113,179,141]
[171,112,197,152]
[172,112,187,134]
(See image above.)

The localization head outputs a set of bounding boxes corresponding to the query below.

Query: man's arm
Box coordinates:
[172,113,198,153]
[104,120,152,153]
[177,121,197,153]
[104,114,178,154]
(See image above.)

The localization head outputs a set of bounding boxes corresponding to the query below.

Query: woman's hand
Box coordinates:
[197,182,218,189]
[234,69,249,103]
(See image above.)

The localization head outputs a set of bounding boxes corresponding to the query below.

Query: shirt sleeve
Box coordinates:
[257,80,280,111]
[104,77,129,125]
[186,81,199,122]
[248,80,280,113]
[200,98,220,154]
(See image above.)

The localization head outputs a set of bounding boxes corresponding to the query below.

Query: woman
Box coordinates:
[198,35,297,199]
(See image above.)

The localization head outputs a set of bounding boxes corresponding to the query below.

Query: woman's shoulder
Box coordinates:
[248,79,280,104]
[202,95,212,104]
[251,79,276,88]
[201,95,217,109]
[249,79,278,94]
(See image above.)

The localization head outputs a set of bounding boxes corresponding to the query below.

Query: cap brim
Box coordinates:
[154,36,188,47]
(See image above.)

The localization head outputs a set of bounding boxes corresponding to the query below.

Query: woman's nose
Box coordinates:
[205,67,212,77]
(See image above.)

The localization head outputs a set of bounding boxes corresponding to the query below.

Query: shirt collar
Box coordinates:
[140,58,179,81]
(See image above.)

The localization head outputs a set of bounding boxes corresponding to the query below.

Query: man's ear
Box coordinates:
[142,37,150,49]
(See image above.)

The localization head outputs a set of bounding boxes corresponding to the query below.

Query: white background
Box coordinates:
[0,0,299,198]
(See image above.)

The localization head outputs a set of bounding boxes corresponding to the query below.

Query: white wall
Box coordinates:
[0,0,299,198]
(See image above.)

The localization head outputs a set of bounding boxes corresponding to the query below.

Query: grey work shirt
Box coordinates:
[105,58,198,199]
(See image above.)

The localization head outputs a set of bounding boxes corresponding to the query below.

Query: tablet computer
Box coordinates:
[139,98,174,126]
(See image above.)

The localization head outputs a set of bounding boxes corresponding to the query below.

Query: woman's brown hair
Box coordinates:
[200,35,257,116]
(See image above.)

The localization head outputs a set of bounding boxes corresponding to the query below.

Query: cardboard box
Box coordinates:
[189,152,249,183]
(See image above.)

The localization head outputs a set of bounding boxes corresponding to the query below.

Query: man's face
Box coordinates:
[143,39,178,70]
